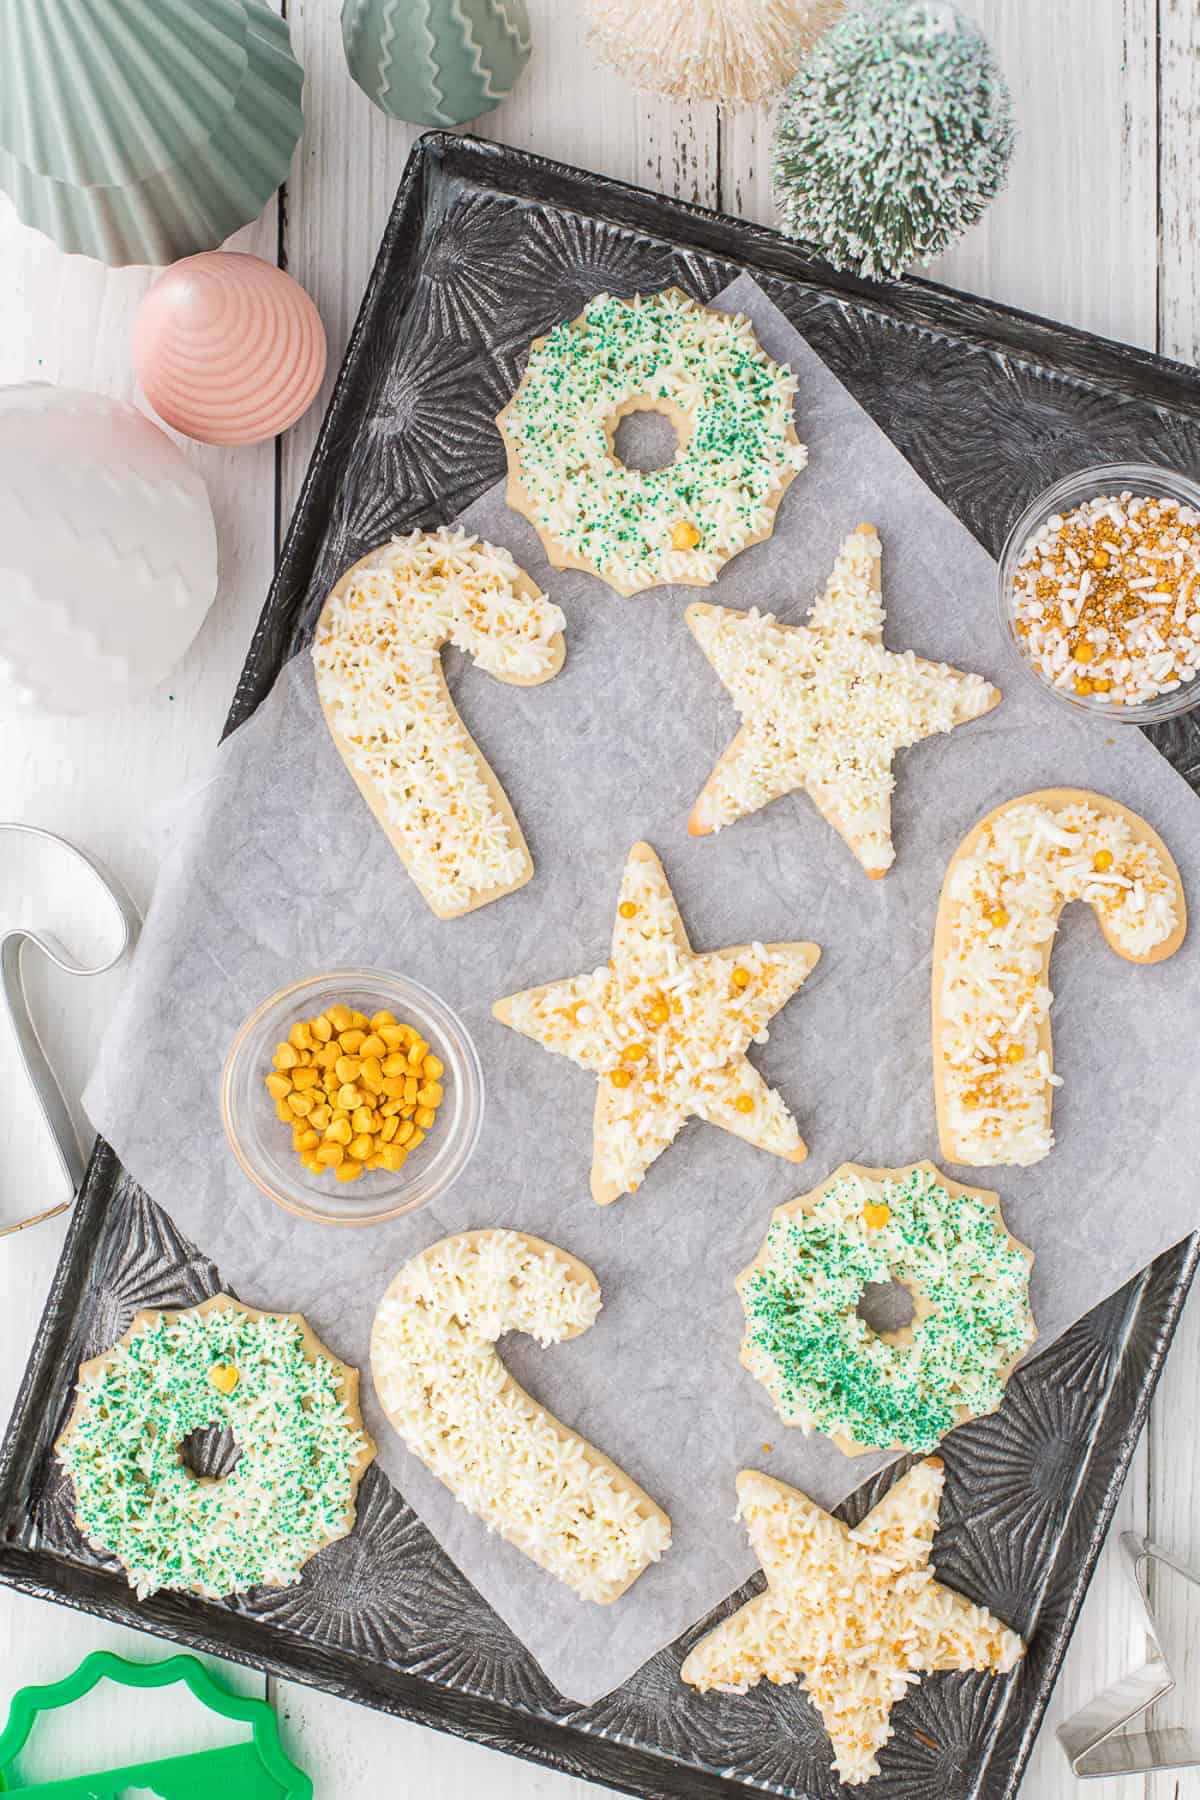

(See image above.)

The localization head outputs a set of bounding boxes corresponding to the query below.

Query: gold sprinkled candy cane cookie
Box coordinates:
[312,528,566,919]
[687,524,1000,877]
[371,1230,671,1603]
[498,288,807,596]
[493,842,820,1204]
[681,1459,1024,1788]
[933,789,1186,1167]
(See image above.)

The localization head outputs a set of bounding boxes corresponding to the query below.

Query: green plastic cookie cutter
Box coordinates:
[0,1650,312,1798]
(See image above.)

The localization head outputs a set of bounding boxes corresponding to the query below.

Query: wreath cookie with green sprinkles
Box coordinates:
[497,288,808,597]
[56,1295,375,1599]
[738,1162,1035,1456]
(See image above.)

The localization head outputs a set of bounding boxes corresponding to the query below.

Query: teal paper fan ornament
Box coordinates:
[0,0,304,267]
[341,0,531,127]
[773,0,1014,279]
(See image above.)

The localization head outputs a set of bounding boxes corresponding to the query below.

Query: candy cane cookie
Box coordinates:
[933,789,1186,1166]
[497,288,807,596]
[312,528,566,919]
[371,1230,671,1602]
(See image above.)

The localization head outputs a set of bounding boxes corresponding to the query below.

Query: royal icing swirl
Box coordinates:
[499,288,808,594]
[739,1164,1035,1454]
[57,1301,372,1599]
[371,1231,671,1602]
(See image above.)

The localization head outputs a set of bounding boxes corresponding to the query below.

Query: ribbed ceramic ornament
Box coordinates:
[0,386,218,716]
[134,252,327,445]
[0,0,304,267]
[341,0,531,127]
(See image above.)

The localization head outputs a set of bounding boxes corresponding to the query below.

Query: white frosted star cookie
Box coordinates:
[312,528,566,919]
[493,842,819,1203]
[371,1230,671,1603]
[687,523,1000,876]
[682,1459,1025,1787]
[933,788,1186,1166]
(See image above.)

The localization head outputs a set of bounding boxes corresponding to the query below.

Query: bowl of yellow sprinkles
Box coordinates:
[998,463,1200,722]
[222,967,484,1225]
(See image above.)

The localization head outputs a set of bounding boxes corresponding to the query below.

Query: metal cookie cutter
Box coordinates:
[1059,1533,1200,1778]
[0,823,140,1235]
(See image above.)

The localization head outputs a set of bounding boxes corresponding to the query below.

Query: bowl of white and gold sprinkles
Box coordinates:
[222,967,484,1225]
[999,463,1200,719]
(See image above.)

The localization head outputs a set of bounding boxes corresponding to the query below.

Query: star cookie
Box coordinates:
[682,1459,1024,1787]
[492,842,820,1204]
[687,524,1000,877]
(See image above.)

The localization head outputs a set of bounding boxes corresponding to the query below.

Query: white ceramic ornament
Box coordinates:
[0,387,218,717]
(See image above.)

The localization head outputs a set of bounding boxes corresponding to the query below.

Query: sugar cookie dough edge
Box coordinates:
[496,289,803,599]
[735,1160,1036,1461]
[315,541,564,920]
[932,787,1188,1165]
[369,1229,672,1604]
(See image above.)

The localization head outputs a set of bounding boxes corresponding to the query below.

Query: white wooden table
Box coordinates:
[1,3,1198,1793]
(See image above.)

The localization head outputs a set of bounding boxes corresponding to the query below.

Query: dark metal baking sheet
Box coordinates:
[3,133,1200,1800]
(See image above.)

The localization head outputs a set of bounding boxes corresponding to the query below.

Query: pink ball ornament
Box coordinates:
[134,252,326,446]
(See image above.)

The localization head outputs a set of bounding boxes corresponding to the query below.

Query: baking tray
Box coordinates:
[3,133,1200,1800]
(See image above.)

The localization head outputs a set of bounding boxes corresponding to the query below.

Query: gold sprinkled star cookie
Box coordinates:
[682,1459,1025,1787]
[687,523,1001,878]
[492,842,820,1204]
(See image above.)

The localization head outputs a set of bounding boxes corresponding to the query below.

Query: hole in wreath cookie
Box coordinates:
[179,1420,243,1482]
[856,1279,917,1339]
[610,401,686,473]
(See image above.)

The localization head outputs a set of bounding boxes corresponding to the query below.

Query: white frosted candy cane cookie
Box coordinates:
[933,788,1186,1166]
[370,1230,670,1602]
[687,524,1000,876]
[681,1459,1024,1788]
[497,287,807,596]
[493,841,820,1204]
[312,528,566,919]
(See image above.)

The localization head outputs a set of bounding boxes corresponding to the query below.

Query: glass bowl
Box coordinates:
[997,462,1200,723]
[222,967,484,1226]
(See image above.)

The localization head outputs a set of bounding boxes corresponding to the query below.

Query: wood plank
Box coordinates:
[726,0,1160,355]
[1147,5,1200,1794]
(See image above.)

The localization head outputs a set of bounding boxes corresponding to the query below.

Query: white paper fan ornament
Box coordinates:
[0,387,218,716]
[585,0,845,104]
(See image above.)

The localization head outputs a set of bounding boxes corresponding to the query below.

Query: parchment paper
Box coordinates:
[86,275,1200,1704]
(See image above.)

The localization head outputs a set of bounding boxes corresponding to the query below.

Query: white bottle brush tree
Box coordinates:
[773,0,1015,278]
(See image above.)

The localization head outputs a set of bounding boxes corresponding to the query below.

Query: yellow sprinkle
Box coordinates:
[208,1362,239,1395]
[671,520,701,551]
[863,1201,890,1229]
[618,900,639,919]
[734,1093,755,1114]
[1093,849,1114,871]
[731,967,751,989]
[610,1068,632,1088]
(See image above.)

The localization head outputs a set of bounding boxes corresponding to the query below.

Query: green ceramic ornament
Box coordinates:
[341,0,531,127]
[0,0,304,267]
[0,1650,311,1797]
